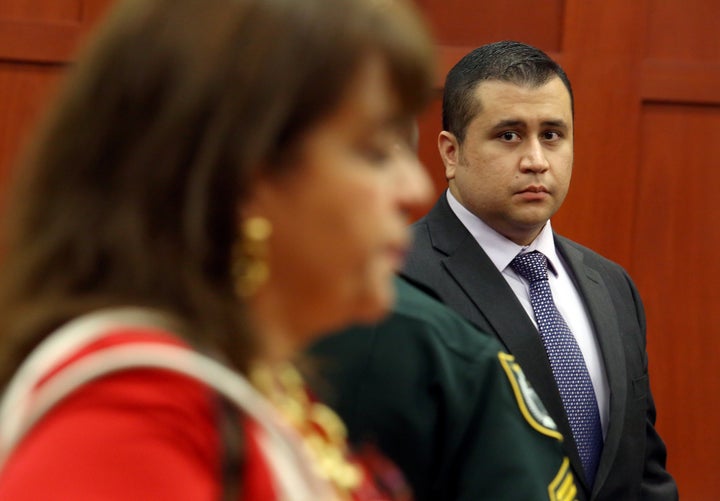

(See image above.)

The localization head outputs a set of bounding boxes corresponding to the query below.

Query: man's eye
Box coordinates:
[543,131,561,140]
[500,131,519,141]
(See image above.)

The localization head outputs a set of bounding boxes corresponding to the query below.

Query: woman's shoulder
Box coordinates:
[0,308,288,500]
[0,324,231,499]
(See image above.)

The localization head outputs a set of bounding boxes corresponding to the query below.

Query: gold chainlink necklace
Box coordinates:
[249,362,362,499]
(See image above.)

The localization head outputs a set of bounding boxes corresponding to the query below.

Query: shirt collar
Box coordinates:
[446,189,560,276]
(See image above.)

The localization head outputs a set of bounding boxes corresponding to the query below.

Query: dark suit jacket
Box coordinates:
[401,194,677,500]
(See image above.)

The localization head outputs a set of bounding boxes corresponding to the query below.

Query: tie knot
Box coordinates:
[510,251,549,283]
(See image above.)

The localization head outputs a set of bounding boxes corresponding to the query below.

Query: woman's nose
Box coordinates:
[393,145,433,211]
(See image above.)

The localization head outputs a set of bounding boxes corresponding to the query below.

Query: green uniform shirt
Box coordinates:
[309,278,578,501]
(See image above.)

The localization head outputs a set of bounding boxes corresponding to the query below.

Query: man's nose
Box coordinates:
[519,138,550,172]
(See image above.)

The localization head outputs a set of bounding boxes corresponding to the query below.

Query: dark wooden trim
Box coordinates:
[641,59,720,106]
[0,20,80,64]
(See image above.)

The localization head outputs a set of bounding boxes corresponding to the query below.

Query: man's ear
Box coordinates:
[438,131,461,181]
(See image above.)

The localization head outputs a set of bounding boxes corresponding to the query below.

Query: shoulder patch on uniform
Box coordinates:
[498,352,562,440]
[548,457,578,501]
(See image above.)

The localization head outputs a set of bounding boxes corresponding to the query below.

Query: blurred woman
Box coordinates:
[0,0,435,498]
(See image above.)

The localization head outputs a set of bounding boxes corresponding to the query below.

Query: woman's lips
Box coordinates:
[385,242,409,270]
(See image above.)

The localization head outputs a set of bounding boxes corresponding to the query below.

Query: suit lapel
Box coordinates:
[441,247,578,435]
[420,197,587,485]
[555,238,628,496]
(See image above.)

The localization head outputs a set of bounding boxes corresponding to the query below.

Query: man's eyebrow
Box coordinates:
[490,119,526,130]
[489,118,569,130]
[542,119,569,129]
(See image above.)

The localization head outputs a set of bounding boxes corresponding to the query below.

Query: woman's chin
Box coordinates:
[297,277,398,342]
[346,282,397,326]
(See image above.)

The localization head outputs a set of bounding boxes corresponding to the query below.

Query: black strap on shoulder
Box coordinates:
[215,394,243,501]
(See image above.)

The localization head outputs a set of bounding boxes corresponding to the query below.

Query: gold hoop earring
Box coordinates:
[233,217,272,298]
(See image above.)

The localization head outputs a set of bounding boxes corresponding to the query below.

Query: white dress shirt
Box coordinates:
[446,190,609,436]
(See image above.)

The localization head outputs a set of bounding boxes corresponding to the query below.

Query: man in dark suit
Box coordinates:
[401,41,677,499]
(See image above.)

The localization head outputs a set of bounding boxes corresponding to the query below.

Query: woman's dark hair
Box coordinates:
[0,0,435,384]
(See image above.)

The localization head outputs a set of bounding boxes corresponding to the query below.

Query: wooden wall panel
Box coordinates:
[0,0,98,64]
[417,0,563,50]
[0,0,81,20]
[0,20,81,64]
[634,103,720,498]
[553,1,648,266]
[635,4,720,497]
[645,0,720,62]
[0,63,62,202]
[0,0,114,205]
[641,1,720,106]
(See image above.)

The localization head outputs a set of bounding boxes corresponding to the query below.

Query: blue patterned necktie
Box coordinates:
[510,251,603,485]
